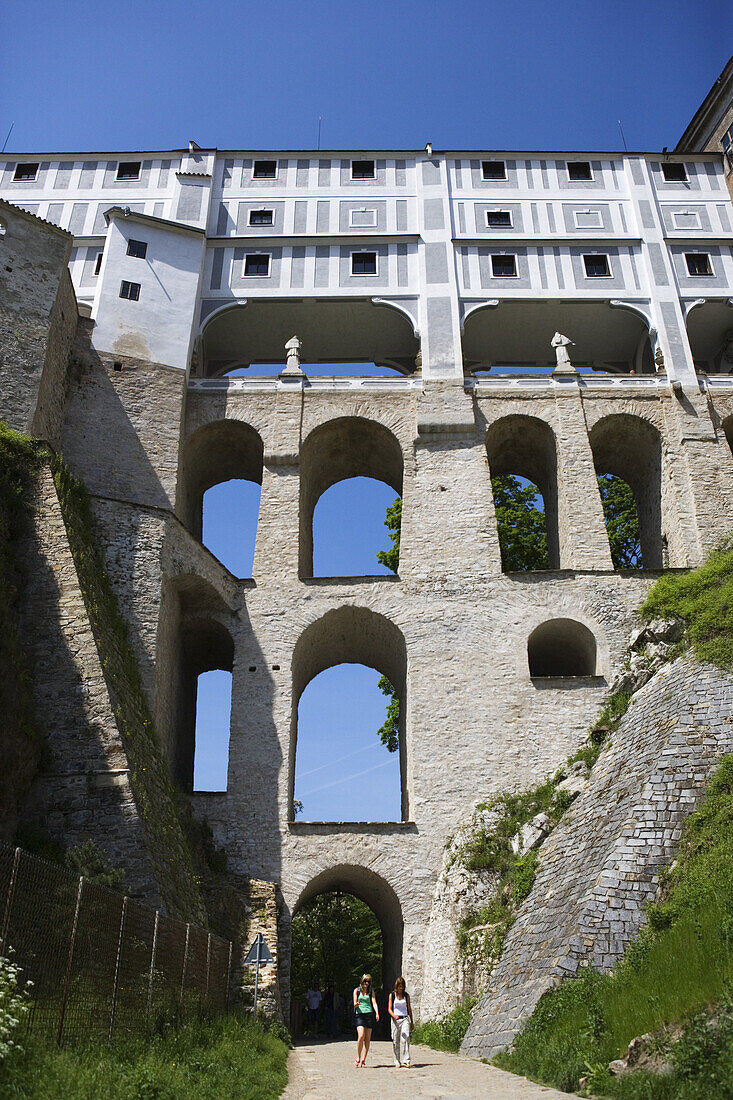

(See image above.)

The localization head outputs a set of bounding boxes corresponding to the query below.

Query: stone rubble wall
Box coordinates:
[461,655,733,1059]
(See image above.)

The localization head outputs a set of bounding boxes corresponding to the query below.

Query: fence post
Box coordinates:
[225,940,233,1010]
[108,896,127,1043]
[0,847,22,956]
[204,932,212,1014]
[146,909,160,1025]
[179,923,190,1017]
[57,876,84,1046]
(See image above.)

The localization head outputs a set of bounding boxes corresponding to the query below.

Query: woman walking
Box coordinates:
[352,973,379,1066]
[388,976,414,1068]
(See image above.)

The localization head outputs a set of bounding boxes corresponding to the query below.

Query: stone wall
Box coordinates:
[461,655,733,1059]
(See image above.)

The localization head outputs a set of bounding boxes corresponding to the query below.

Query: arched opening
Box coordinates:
[463,300,654,374]
[289,865,404,1039]
[528,619,597,677]
[486,415,558,569]
[589,415,663,569]
[193,669,233,792]
[199,298,420,377]
[313,478,400,577]
[291,608,408,821]
[178,420,263,576]
[686,301,733,373]
[299,418,403,579]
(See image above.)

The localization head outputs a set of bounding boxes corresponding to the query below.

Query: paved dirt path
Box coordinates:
[281,1038,577,1099]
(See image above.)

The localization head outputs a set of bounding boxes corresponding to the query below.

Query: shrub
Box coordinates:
[0,952,31,1061]
[412,998,477,1052]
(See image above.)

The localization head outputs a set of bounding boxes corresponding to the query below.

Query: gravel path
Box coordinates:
[281,1038,577,1099]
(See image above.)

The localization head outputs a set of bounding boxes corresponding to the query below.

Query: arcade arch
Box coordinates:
[528,619,597,678]
[685,300,733,373]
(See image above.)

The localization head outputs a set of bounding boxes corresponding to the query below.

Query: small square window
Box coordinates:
[567,161,593,181]
[486,210,512,228]
[244,253,271,276]
[249,209,274,226]
[351,160,376,180]
[685,252,712,277]
[252,160,277,179]
[116,161,141,181]
[662,162,687,182]
[491,254,517,277]
[119,280,141,300]
[93,252,103,276]
[126,239,148,259]
[351,251,377,275]
[482,160,506,180]
[583,253,611,277]
[13,162,39,181]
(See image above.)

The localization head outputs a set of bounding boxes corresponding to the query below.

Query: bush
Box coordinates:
[412,998,476,1052]
[0,952,31,1061]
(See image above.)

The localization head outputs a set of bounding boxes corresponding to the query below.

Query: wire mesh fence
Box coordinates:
[0,842,233,1045]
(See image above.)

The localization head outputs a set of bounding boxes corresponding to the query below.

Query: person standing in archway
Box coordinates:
[388,976,414,1068]
[353,973,379,1066]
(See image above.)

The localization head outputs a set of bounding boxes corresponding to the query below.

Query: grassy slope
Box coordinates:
[494,546,733,1097]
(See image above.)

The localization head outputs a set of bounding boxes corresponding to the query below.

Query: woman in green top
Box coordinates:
[352,973,379,1066]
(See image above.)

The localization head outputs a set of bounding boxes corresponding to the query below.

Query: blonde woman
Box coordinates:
[352,973,379,1066]
[388,976,414,1068]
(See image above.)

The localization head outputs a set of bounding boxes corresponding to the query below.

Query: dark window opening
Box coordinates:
[93,252,103,276]
[253,159,277,179]
[491,254,517,277]
[351,159,376,179]
[685,252,712,277]
[482,160,506,180]
[126,238,147,259]
[351,251,377,275]
[568,161,593,181]
[116,161,141,180]
[13,162,39,181]
[486,210,512,227]
[662,162,687,182]
[244,253,270,276]
[583,253,611,277]
[119,280,141,301]
[528,619,597,677]
[249,209,274,226]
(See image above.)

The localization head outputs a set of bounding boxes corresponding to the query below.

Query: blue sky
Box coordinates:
[5,1,727,817]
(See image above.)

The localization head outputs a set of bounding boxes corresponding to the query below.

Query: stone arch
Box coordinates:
[290,606,408,819]
[485,414,559,568]
[528,618,597,677]
[178,418,264,540]
[589,414,663,569]
[299,417,404,578]
[685,299,733,373]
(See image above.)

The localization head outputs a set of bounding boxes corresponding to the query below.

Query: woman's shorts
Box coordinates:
[355,1011,375,1030]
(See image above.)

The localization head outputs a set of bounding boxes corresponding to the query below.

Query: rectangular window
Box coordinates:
[574,209,603,229]
[685,252,713,276]
[244,253,271,276]
[351,159,375,180]
[119,280,141,300]
[491,254,517,277]
[672,210,701,230]
[567,161,593,181]
[350,208,377,227]
[126,239,148,259]
[249,209,274,226]
[13,162,39,181]
[351,251,377,275]
[486,210,512,227]
[116,161,141,181]
[583,253,611,277]
[252,159,277,179]
[482,160,506,180]
[662,162,687,182]
[93,252,103,276]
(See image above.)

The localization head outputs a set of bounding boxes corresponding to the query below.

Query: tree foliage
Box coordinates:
[376,497,401,574]
[377,675,399,752]
[290,891,383,1002]
[597,474,642,568]
[492,475,549,571]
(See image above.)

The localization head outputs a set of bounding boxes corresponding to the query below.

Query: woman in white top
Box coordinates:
[387,975,414,1068]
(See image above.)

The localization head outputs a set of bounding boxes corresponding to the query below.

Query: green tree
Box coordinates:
[290,891,383,1002]
[597,474,642,568]
[376,675,399,752]
[492,475,549,571]
[376,497,401,574]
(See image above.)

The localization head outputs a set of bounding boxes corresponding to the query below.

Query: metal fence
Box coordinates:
[0,842,232,1044]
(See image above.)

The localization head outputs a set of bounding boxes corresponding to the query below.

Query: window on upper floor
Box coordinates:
[350,207,377,227]
[93,252,103,275]
[583,253,611,277]
[252,159,277,179]
[662,162,687,182]
[723,127,733,170]
[672,210,701,230]
[574,209,604,229]
[351,159,375,180]
[486,210,512,228]
[126,239,148,259]
[491,254,517,277]
[116,161,141,181]
[685,252,713,277]
[482,160,506,180]
[249,208,274,226]
[351,250,377,275]
[13,162,39,181]
[244,253,271,276]
[567,161,593,181]
[119,280,141,300]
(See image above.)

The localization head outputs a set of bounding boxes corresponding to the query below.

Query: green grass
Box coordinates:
[2,1014,289,1099]
[412,999,477,1052]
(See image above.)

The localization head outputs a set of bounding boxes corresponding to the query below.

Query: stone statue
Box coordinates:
[654,347,666,374]
[282,335,303,376]
[551,332,575,373]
